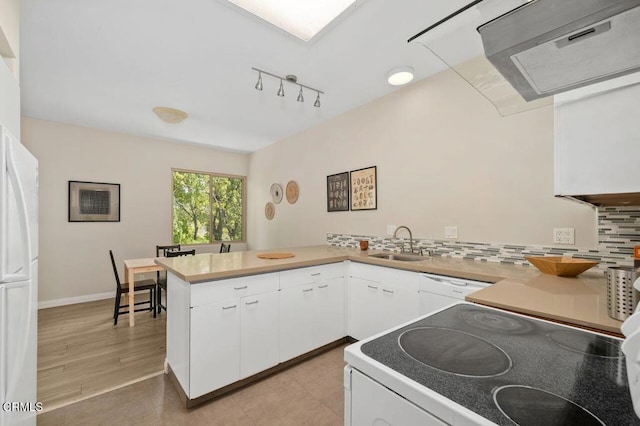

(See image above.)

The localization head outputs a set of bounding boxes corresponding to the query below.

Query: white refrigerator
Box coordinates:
[0,125,38,426]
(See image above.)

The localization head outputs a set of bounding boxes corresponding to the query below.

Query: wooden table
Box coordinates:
[123,257,164,327]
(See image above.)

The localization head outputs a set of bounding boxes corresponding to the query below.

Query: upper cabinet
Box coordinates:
[554,72,640,205]
[0,0,19,60]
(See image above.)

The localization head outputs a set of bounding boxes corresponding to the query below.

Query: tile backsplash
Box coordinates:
[328,207,640,273]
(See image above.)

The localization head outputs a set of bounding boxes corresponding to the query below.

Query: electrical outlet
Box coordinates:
[445,226,458,239]
[553,228,575,245]
[387,225,396,236]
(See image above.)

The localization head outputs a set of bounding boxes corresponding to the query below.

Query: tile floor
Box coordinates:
[37,343,348,426]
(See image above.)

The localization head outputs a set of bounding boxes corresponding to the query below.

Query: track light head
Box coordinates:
[255,72,263,91]
[297,86,304,102]
[314,92,321,108]
[277,79,285,97]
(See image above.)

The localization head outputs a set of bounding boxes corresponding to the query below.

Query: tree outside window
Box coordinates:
[172,170,245,244]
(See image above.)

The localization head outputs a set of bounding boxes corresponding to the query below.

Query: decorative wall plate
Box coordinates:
[270,183,283,204]
[286,180,299,204]
[265,202,275,220]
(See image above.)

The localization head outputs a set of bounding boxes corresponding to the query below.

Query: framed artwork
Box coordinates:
[68,180,120,222]
[350,166,377,211]
[327,172,349,212]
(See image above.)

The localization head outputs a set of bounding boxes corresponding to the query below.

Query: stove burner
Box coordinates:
[547,330,623,359]
[460,309,534,334]
[494,385,605,426]
[398,327,511,377]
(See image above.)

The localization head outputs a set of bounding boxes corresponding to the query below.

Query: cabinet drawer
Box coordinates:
[349,262,382,283]
[280,262,344,290]
[191,273,279,307]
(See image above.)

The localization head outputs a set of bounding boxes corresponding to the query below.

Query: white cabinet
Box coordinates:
[346,368,446,426]
[190,298,240,398]
[279,284,318,362]
[348,263,419,341]
[188,273,279,398]
[240,291,279,378]
[279,263,345,362]
[0,58,19,137]
[554,73,640,197]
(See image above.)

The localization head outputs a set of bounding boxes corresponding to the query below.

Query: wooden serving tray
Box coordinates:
[257,252,295,259]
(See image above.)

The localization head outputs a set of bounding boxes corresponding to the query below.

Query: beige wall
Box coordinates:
[247,69,596,250]
[22,118,249,304]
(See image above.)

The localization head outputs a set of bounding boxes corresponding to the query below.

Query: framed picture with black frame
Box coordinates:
[350,166,377,211]
[68,180,120,222]
[327,172,350,212]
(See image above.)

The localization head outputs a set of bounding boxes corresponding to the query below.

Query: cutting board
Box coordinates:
[257,252,295,259]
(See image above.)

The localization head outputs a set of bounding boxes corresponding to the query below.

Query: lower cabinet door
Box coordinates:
[315,278,345,347]
[349,277,383,341]
[379,285,419,333]
[190,298,240,398]
[240,291,279,378]
[349,369,446,426]
[279,284,316,362]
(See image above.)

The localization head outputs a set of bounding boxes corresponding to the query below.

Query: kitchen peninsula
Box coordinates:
[156,244,621,407]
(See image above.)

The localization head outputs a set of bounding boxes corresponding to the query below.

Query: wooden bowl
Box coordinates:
[525,256,599,277]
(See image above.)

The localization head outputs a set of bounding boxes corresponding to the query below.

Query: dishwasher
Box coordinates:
[418,273,492,315]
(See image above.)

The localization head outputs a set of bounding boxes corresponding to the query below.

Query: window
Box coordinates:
[172,170,245,244]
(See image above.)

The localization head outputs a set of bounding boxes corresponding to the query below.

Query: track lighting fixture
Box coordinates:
[252,67,324,107]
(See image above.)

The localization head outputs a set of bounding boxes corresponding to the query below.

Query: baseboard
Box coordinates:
[38,291,114,309]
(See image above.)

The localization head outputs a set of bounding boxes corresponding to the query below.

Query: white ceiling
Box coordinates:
[20,0,469,153]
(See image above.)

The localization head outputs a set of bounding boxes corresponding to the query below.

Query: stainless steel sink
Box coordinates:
[368,253,425,262]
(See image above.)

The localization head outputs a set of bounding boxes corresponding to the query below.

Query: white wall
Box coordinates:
[247,69,596,250]
[21,118,249,304]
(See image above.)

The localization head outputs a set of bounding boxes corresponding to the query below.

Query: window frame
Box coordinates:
[171,168,247,245]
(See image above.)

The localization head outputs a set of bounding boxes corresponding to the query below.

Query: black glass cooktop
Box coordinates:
[360,304,638,426]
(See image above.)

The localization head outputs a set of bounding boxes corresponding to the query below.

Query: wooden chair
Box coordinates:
[220,243,231,253]
[158,248,195,313]
[155,245,180,314]
[110,250,156,325]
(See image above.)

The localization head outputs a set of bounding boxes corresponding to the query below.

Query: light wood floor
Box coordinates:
[38,297,166,412]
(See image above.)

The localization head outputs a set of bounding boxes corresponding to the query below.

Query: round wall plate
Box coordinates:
[270,183,283,204]
[286,181,299,204]
[265,202,275,220]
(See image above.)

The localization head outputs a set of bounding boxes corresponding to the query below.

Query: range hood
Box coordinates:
[478,0,640,101]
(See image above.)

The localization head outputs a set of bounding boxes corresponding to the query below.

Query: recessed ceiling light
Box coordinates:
[387,67,415,86]
[227,0,357,41]
[153,107,188,124]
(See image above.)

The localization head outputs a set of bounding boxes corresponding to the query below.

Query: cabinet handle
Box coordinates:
[367,285,378,290]
[452,289,464,294]
[302,288,314,293]
[310,273,321,276]
[222,305,237,310]
[245,300,259,305]
[234,286,248,290]
[382,289,394,294]
[318,284,328,289]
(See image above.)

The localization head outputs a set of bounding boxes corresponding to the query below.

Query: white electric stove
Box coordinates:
[344,302,639,425]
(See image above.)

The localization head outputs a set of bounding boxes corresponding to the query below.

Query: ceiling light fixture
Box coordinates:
[252,67,324,107]
[387,66,415,86]
[152,106,188,124]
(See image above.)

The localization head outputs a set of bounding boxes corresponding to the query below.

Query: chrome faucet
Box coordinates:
[393,225,414,254]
